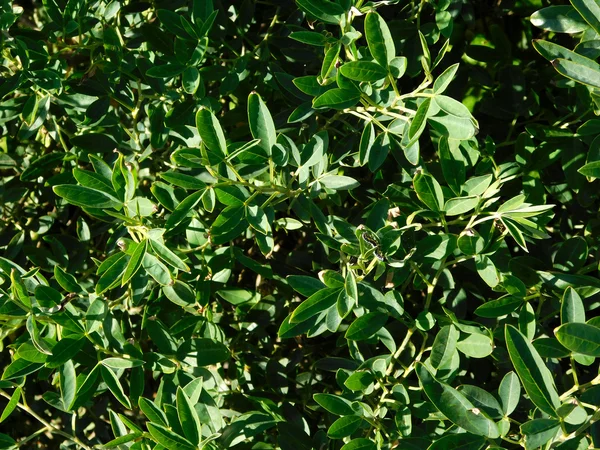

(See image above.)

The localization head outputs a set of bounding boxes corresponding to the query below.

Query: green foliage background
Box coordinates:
[1,0,600,448]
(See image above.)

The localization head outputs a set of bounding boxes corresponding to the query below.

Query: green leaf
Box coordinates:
[101,358,144,369]
[53,185,122,209]
[456,333,493,358]
[96,253,130,295]
[340,438,376,450]
[328,415,363,438]
[521,419,561,450]
[0,387,21,423]
[176,387,201,445]
[139,397,167,426]
[431,434,486,450]
[160,172,206,190]
[182,67,200,94]
[408,98,431,145]
[177,338,230,366]
[416,363,500,438]
[147,423,195,450]
[365,12,395,67]
[196,107,227,158]
[570,0,600,34]
[121,240,147,286]
[146,63,186,79]
[59,360,76,411]
[499,371,521,416]
[73,168,116,195]
[505,325,560,417]
[555,323,600,356]
[246,204,270,235]
[313,393,355,415]
[578,161,600,179]
[430,324,458,369]
[345,312,388,340]
[295,0,344,24]
[248,91,276,155]
[165,190,204,229]
[313,88,361,110]
[533,40,600,71]
[163,281,197,307]
[561,287,585,324]
[552,59,600,88]
[150,239,190,272]
[444,196,478,216]
[369,132,390,172]
[414,172,444,212]
[344,371,375,391]
[530,6,589,33]
[475,296,523,318]
[433,63,460,94]
[46,337,85,369]
[339,61,388,82]
[320,175,360,190]
[475,255,499,287]
[101,365,132,409]
[290,288,340,323]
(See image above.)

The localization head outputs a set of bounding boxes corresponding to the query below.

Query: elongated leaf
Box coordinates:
[296,0,344,24]
[150,239,190,272]
[0,387,21,423]
[570,0,600,34]
[54,185,122,209]
[122,240,147,286]
[499,371,521,416]
[430,324,458,369]
[196,108,227,157]
[339,61,388,82]
[555,322,600,356]
[530,6,588,33]
[101,365,132,409]
[176,387,201,445]
[327,415,363,438]
[365,12,394,66]
[505,325,560,417]
[561,287,585,324]
[313,88,361,110]
[313,393,355,415]
[165,190,204,229]
[291,288,340,323]
[416,363,499,438]
[147,423,195,450]
[552,59,600,88]
[345,312,388,340]
[248,92,276,154]
[414,172,444,212]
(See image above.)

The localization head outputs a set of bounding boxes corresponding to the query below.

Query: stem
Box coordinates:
[0,390,93,450]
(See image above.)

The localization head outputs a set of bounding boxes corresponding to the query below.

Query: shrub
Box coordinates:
[1,0,600,449]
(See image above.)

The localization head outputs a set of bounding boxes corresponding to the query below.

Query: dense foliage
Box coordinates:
[1,0,600,448]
